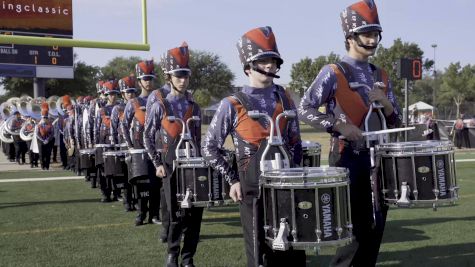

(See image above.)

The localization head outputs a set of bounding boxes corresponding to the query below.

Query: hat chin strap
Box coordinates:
[250,62,280,79]
[169,81,186,96]
[354,33,381,50]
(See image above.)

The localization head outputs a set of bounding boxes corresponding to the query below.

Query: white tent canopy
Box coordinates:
[408,101,434,111]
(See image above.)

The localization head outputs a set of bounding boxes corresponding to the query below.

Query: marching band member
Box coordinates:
[122,60,162,226]
[298,1,402,265]
[63,103,76,172]
[112,75,138,212]
[58,95,73,169]
[145,43,203,267]
[22,116,39,168]
[202,27,306,267]
[86,83,107,188]
[36,102,55,170]
[10,111,27,164]
[95,80,121,203]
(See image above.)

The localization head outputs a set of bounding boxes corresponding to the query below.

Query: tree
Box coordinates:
[438,63,475,118]
[0,55,101,98]
[289,52,341,96]
[100,56,164,83]
[370,38,425,105]
[188,50,235,107]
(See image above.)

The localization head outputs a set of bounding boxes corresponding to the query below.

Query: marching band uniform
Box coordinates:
[36,103,55,170]
[298,1,402,265]
[63,104,76,172]
[95,81,120,202]
[202,27,306,267]
[22,117,39,167]
[145,42,203,267]
[122,60,161,226]
[10,111,27,164]
[113,75,138,212]
[86,85,107,188]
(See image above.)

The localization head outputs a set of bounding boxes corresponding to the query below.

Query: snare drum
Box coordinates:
[103,150,128,176]
[261,167,352,251]
[175,157,213,208]
[79,148,95,169]
[94,144,115,166]
[301,141,321,167]
[377,140,459,208]
[127,149,150,180]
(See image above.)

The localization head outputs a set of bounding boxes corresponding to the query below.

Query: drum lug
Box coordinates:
[272,218,290,251]
[181,188,192,209]
[432,202,437,211]
[315,229,322,243]
[396,182,411,207]
[413,190,418,200]
[335,227,343,240]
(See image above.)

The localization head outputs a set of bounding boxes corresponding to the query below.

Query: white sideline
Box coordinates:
[0,159,473,183]
[0,176,83,183]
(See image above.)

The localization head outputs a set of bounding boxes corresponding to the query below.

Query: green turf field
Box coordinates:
[0,150,474,266]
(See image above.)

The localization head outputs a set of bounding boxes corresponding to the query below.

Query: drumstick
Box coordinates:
[338,126,415,139]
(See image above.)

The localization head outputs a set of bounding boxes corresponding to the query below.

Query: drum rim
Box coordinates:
[95,144,115,148]
[103,151,128,156]
[261,167,348,183]
[376,140,453,152]
[128,148,148,154]
[79,148,96,154]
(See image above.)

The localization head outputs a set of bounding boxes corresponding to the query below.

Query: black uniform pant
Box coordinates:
[27,141,39,166]
[163,168,202,265]
[97,164,112,199]
[134,178,161,221]
[38,139,54,169]
[14,140,27,163]
[8,143,15,160]
[330,148,388,267]
[239,176,306,267]
[59,135,68,167]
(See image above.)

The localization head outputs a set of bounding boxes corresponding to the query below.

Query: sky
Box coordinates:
[18,0,475,89]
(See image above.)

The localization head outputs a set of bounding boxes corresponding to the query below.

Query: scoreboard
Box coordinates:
[0,0,73,78]
[0,31,73,67]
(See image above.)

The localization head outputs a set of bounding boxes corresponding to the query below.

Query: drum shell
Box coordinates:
[378,141,458,205]
[79,149,95,169]
[176,157,212,206]
[95,145,114,166]
[261,167,352,248]
[127,150,151,180]
[103,151,127,176]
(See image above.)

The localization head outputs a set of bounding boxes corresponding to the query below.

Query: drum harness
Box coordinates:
[169,115,201,209]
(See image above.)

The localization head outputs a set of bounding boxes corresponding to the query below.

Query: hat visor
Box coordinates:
[138,74,157,80]
[351,24,382,34]
[169,69,192,78]
[249,52,284,66]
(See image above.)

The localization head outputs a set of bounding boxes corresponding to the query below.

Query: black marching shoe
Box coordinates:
[135,215,145,226]
[165,254,178,267]
[149,216,162,225]
[159,229,168,243]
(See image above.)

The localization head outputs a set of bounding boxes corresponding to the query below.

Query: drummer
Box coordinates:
[122,60,162,226]
[298,1,402,265]
[202,27,306,267]
[112,75,138,212]
[95,80,120,202]
[145,42,203,267]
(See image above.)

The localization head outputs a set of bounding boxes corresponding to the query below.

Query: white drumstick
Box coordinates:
[339,126,415,139]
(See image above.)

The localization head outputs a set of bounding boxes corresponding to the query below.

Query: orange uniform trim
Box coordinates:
[330,64,388,127]
[227,96,286,147]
